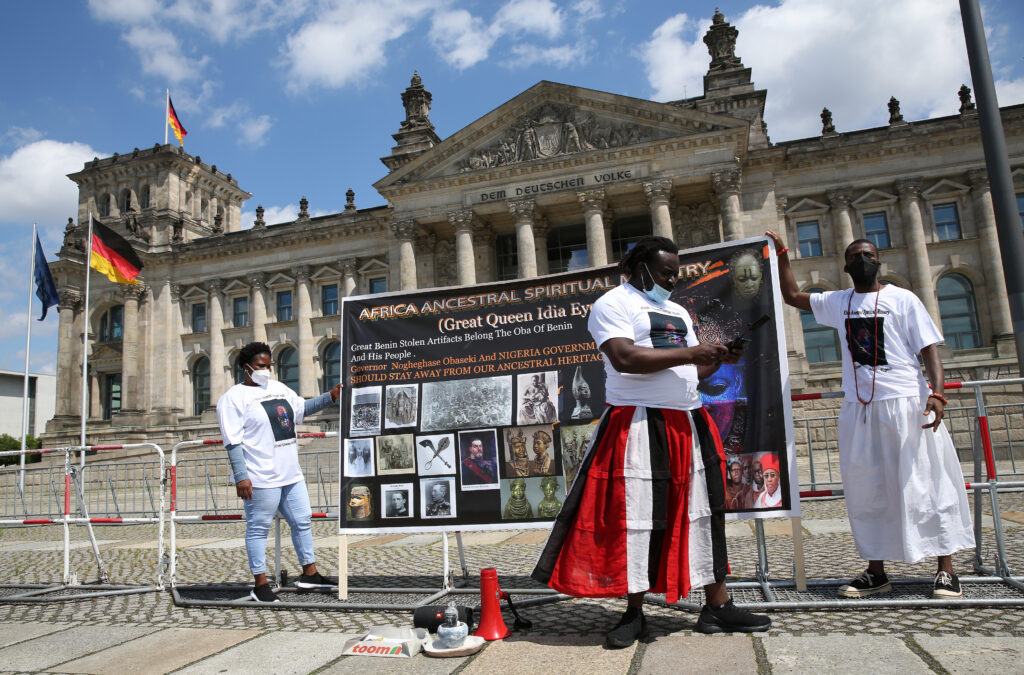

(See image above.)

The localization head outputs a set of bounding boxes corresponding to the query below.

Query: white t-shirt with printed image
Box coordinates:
[588,283,702,411]
[809,285,942,402]
[216,380,306,488]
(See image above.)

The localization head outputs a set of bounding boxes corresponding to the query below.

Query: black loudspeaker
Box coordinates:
[412,605,474,632]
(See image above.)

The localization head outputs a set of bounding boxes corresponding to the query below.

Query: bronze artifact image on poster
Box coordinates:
[347,485,373,520]
[502,425,557,478]
[560,423,596,487]
[500,476,566,520]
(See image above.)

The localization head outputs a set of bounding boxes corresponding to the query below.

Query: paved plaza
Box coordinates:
[0,494,1022,673]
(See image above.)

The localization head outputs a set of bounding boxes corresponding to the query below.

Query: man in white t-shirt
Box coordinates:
[767,231,974,600]
[532,236,770,647]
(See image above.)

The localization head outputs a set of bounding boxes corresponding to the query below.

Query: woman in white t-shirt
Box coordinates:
[532,236,771,647]
[216,341,341,603]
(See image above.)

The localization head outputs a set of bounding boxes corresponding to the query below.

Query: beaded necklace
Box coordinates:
[846,285,883,405]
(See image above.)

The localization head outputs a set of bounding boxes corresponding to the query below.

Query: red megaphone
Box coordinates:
[473,567,511,641]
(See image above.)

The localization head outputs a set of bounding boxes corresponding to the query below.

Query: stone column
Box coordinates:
[896,178,940,322]
[70,304,85,420]
[89,372,102,419]
[508,198,538,278]
[341,260,358,297]
[390,219,420,290]
[712,168,744,241]
[827,187,855,289]
[577,189,607,267]
[643,179,674,239]
[474,223,496,283]
[968,170,1013,338]
[296,266,316,397]
[206,279,226,403]
[248,272,267,343]
[55,291,80,417]
[533,218,550,276]
[448,209,477,286]
[120,284,145,411]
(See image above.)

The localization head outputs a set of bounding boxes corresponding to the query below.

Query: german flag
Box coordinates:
[168,96,187,146]
[91,221,143,285]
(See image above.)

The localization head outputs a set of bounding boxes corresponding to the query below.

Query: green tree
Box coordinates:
[0,434,43,465]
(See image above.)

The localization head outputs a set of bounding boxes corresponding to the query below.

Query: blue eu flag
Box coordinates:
[33,233,59,321]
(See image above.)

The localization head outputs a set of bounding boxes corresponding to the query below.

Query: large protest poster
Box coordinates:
[338,237,797,534]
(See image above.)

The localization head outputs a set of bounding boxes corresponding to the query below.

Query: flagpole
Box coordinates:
[165,89,169,145]
[80,214,94,463]
[19,224,38,493]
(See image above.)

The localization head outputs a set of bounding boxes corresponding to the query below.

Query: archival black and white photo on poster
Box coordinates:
[344,438,375,477]
[415,433,456,476]
[420,376,512,431]
[457,429,500,491]
[517,371,558,425]
[560,422,597,487]
[349,385,382,436]
[421,477,456,519]
[502,425,556,478]
[381,483,413,519]
[376,434,415,475]
[384,384,418,429]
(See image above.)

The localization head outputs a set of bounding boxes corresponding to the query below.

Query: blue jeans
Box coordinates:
[242,480,315,575]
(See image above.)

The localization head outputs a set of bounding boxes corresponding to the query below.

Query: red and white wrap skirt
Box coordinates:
[531,405,729,604]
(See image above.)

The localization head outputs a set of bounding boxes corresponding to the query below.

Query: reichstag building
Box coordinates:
[45,11,1024,448]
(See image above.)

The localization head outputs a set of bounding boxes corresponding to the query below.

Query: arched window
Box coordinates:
[141,185,151,209]
[98,193,111,217]
[322,342,341,391]
[98,305,124,342]
[937,274,981,350]
[122,189,133,213]
[231,354,245,386]
[801,289,840,363]
[277,347,299,392]
[192,357,210,415]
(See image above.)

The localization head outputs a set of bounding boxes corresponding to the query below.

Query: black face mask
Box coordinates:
[847,256,880,286]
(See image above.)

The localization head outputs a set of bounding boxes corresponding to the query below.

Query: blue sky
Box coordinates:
[1,0,1022,376]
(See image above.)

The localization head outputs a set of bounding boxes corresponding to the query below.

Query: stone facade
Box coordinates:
[44,11,1023,451]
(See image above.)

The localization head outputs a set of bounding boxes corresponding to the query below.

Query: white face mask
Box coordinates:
[247,367,272,387]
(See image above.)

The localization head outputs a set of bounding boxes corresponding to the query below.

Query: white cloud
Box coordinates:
[281,0,441,93]
[996,78,1024,109]
[494,0,563,39]
[507,41,589,69]
[207,102,247,128]
[0,140,102,228]
[2,126,44,148]
[430,9,495,69]
[122,25,208,84]
[88,0,163,24]
[639,0,1004,142]
[572,0,603,22]
[164,0,311,43]
[239,115,273,147]
[239,203,332,228]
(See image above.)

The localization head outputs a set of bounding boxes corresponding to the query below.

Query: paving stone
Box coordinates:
[0,540,119,552]
[321,650,472,674]
[914,634,1024,674]
[639,634,757,674]
[58,627,263,674]
[725,521,753,538]
[351,534,408,548]
[503,530,550,545]
[802,518,851,536]
[759,518,795,537]
[0,622,67,649]
[457,531,517,546]
[191,537,246,550]
[0,624,160,671]
[461,636,636,675]
[175,631,356,674]
[384,534,442,547]
[1001,510,1024,525]
[763,635,931,674]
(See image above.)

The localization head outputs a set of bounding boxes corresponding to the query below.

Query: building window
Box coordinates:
[369,277,387,294]
[276,290,293,321]
[102,373,122,420]
[192,357,210,416]
[1017,193,1023,229]
[191,302,207,333]
[796,220,823,257]
[141,185,150,209]
[547,223,588,274]
[937,274,981,350]
[122,189,132,213]
[232,356,245,385]
[863,212,891,249]
[933,203,961,241]
[232,297,248,327]
[323,341,341,390]
[98,305,124,342]
[98,193,111,217]
[277,347,299,392]
[322,285,339,316]
[801,289,840,363]
[610,216,651,263]
[495,233,518,281]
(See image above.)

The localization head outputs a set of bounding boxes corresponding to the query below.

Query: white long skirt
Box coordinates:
[838,395,975,563]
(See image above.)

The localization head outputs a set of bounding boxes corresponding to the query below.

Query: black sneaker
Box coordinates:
[932,571,962,599]
[837,569,892,598]
[295,572,338,592]
[695,600,771,634]
[249,583,280,603]
[604,608,649,649]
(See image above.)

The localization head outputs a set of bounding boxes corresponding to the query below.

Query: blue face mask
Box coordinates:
[642,263,673,304]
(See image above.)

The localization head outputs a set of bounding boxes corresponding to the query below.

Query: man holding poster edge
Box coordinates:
[532,236,771,647]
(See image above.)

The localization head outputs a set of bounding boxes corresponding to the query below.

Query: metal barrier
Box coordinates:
[0,443,167,602]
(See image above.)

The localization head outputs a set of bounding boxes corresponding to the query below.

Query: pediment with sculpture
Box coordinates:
[456,102,676,173]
